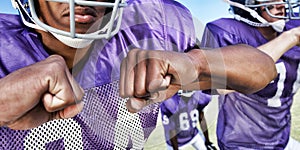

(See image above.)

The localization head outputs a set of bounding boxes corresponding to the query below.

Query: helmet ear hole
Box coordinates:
[230,0,261,23]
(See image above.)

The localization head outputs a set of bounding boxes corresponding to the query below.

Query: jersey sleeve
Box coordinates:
[200,18,267,49]
[201,21,241,49]
[160,99,177,131]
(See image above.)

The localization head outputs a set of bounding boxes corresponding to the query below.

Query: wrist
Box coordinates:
[185,49,207,81]
[284,28,300,46]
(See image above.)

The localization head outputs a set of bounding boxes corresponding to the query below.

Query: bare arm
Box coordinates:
[217,26,300,95]
[185,44,276,93]
[0,55,84,130]
[169,130,179,150]
[199,111,209,143]
[120,45,276,112]
[258,26,300,62]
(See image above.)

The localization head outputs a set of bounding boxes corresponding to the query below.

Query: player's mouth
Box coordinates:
[275,12,284,16]
[63,6,98,24]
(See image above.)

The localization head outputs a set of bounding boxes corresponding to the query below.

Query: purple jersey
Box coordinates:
[0,0,197,149]
[201,18,300,149]
[160,91,211,147]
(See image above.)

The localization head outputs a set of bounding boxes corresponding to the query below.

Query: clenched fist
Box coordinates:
[0,55,84,130]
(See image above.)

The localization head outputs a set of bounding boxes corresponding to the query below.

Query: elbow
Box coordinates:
[257,54,277,90]
[258,64,277,91]
[264,63,277,85]
[224,44,278,94]
[242,58,277,94]
[248,67,277,94]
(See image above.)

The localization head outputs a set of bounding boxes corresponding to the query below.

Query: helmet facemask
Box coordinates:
[11,0,127,48]
[224,0,300,32]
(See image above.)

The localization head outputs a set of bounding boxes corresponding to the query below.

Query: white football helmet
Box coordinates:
[11,0,127,47]
[224,0,300,32]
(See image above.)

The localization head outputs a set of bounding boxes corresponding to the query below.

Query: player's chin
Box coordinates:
[74,19,103,33]
[271,18,283,22]
[72,25,101,35]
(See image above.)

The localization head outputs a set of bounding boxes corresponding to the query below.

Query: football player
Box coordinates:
[0,0,278,149]
[201,0,300,149]
[160,91,217,150]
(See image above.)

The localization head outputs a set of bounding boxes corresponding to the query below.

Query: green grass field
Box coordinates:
[144,93,300,150]
[291,91,300,141]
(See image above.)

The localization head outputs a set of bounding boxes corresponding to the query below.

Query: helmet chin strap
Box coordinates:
[50,32,94,49]
[269,20,285,33]
[49,19,112,49]
[225,0,286,33]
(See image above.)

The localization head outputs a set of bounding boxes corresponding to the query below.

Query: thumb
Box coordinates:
[53,101,84,119]
[42,93,84,118]
[42,93,70,112]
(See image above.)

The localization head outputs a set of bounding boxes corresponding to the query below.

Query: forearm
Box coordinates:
[185,44,277,93]
[170,130,179,150]
[120,46,277,112]
[0,68,46,124]
[258,28,300,62]
[199,111,210,142]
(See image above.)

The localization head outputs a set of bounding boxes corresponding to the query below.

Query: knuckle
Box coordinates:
[127,49,137,58]
[52,61,66,70]
[48,55,64,62]
[47,55,67,69]
[148,50,161,59]
[42,60,67,78]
